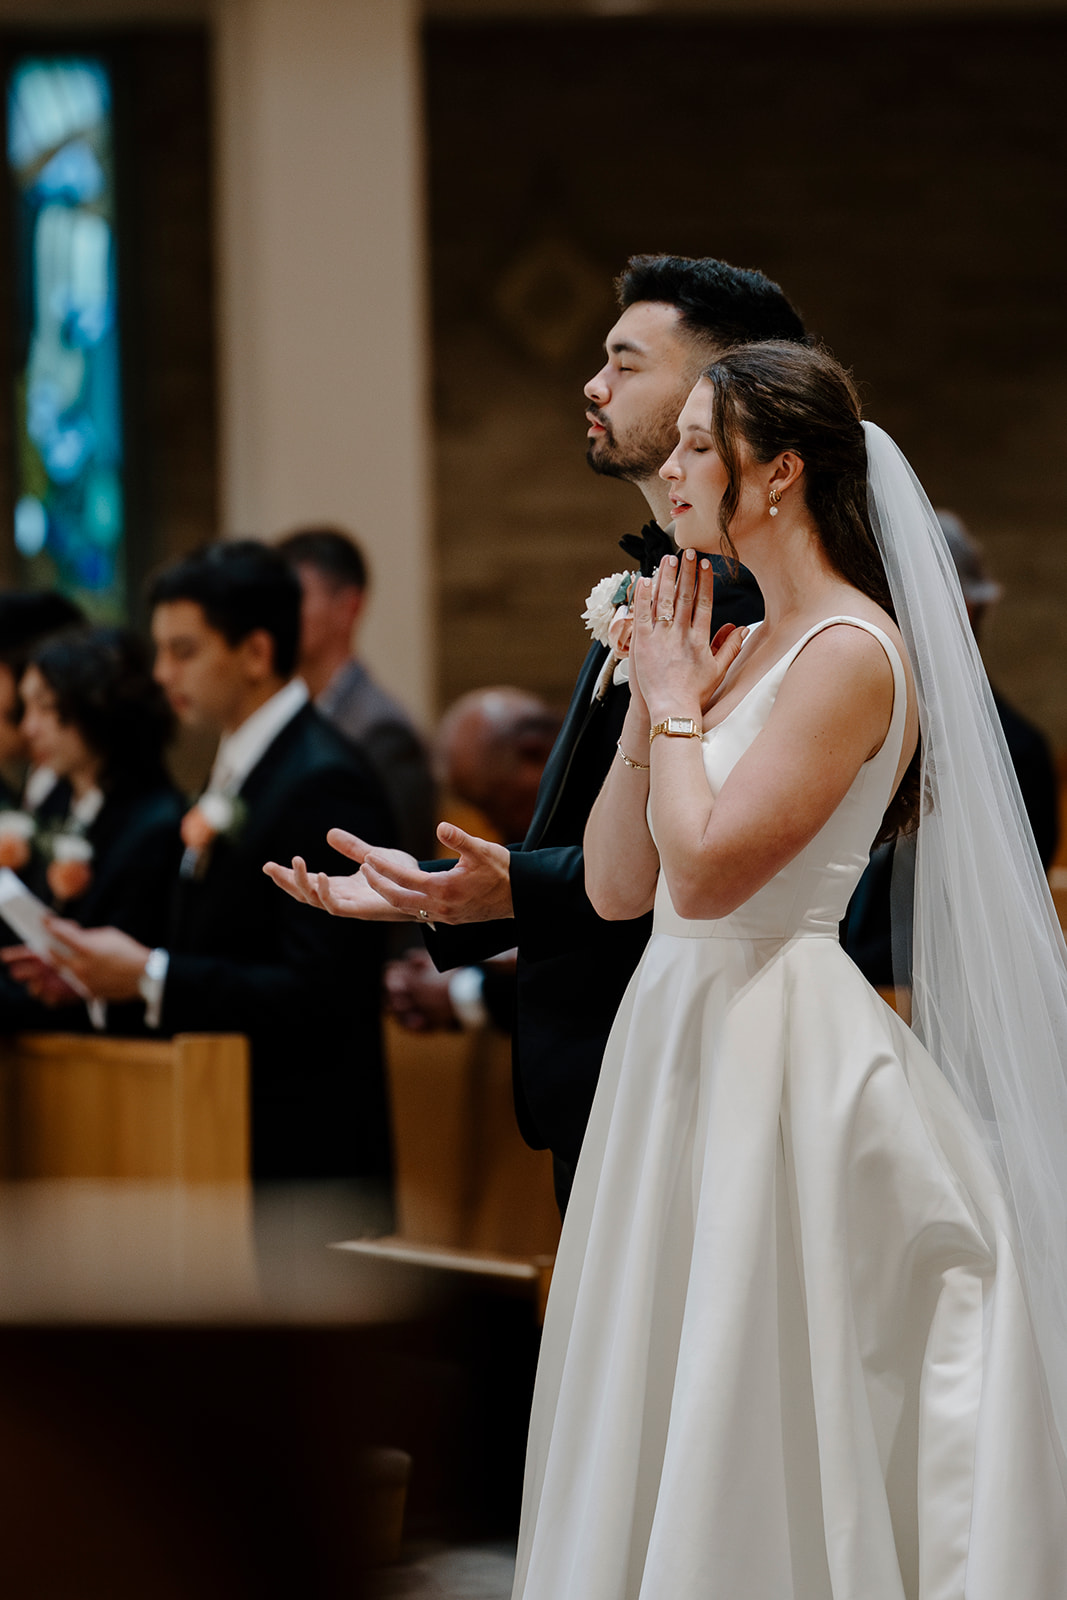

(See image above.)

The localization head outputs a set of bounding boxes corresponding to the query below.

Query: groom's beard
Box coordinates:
[585,401,680,484]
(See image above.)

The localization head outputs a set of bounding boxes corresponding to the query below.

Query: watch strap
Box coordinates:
[649,716,703,744]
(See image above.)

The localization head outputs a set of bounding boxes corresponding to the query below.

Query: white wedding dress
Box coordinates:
[513,617,1067,1600]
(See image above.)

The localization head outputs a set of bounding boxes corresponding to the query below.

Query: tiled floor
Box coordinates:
[370,1541,516,1599]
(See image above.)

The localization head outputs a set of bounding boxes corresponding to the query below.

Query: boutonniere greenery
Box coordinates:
[2,809,96,901]
[0,810,36,872]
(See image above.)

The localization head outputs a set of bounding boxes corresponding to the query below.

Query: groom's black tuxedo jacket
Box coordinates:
[426,547,764,1184]
[159,704,393,1185]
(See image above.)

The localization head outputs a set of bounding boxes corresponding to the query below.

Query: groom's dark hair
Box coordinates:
[618,255,807,350]
[149,539,301,679]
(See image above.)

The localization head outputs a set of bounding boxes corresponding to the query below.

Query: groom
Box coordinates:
[277,256,808,1209]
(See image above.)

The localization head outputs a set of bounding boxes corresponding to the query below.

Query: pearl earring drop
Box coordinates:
[769,489,782,518]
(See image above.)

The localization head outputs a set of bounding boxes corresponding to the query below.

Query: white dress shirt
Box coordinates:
[205,677,309,798]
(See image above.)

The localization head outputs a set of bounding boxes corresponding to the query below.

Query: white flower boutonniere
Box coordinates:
[582,570,637,649]
[0,810,36,872]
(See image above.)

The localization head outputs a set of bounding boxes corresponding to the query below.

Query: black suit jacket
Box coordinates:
[0,776,183,1032]
[160,704,393,1185]
[426,550,764,1178]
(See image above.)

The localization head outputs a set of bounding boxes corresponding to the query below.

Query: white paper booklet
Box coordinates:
[0,864,56,955]
[0,866,104,1024]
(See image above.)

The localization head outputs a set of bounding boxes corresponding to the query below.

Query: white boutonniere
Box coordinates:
[582,570,638,651]
[0,810,36,872]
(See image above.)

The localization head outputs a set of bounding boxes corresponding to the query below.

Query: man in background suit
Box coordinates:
[53,542,394,1193]
[269,256,808,1209]
[278,526,437,862]
[843,509,1059,986]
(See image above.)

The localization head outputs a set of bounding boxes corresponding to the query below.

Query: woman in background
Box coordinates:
[0,626,182,1024]
[0,590,83,811]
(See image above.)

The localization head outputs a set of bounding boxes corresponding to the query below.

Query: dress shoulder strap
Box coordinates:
[784,615,909,769]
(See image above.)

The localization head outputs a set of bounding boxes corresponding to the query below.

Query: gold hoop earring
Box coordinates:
[769,489,782,518]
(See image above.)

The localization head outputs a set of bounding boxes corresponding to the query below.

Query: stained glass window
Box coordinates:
[7,56,125,618]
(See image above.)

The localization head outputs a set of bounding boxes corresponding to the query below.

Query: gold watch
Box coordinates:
[649,716,703,744]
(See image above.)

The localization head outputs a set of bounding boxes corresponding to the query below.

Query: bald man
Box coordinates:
[385,688,561,1034]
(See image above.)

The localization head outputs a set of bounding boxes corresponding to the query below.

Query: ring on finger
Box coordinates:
[417,906,436,928]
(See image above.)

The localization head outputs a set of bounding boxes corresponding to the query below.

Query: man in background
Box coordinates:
[937,510,1058,865]
[278,527,436,861]
[843,509,1058,985]
[50,541,394,1196]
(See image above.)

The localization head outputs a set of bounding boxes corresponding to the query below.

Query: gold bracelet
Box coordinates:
[616,738,650,772]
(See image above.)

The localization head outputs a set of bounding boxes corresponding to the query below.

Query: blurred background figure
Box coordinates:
[278,526,436,861]
[0,626,182,1027]
[36,541,395,1197]
[435,687,563,846]
[843,509,1059,986]
[936,510,1059,866]
[386,686,561,1036]
[0,590,84,810]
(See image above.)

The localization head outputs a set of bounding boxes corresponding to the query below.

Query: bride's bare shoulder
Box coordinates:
[791,616,898,690]
[803,595,911,682]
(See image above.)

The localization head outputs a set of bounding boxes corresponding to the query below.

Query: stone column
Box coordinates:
[213,0,432,720]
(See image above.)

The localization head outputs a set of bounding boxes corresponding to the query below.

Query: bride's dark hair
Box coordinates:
[703,339,918,839]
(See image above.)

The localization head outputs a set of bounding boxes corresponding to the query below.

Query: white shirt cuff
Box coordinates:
[448,966,489,1031]
[138,948,170,1030]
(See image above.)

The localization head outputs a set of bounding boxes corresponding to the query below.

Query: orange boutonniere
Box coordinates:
[46,833,94,903]
[0,811,35,872]
[180,792,247,877]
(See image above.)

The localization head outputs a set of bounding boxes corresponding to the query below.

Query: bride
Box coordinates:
[512,342,1067,1598]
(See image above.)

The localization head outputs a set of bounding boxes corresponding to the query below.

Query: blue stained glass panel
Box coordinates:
[7,56,125,618]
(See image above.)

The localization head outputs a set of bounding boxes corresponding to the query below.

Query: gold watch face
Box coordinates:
[666,717,698,735]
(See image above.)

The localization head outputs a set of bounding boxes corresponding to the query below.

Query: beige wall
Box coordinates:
[213,0,434,724]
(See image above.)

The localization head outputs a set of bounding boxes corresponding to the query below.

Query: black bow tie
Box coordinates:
[619,521,716,578]
[618,522,676,578]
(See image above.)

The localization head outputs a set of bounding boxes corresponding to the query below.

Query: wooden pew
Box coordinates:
[0,1032,250,1182]
[335,1018,559,1319]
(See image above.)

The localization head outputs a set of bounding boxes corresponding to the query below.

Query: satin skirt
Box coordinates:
[513,932,1067,1599]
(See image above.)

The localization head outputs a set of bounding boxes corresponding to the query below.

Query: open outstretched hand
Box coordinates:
[263,822,514,924]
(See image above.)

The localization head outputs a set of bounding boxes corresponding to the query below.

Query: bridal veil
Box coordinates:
[865,420,1067,1457]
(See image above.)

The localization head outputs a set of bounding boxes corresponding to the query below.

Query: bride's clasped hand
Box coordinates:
[625,549,750,728]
